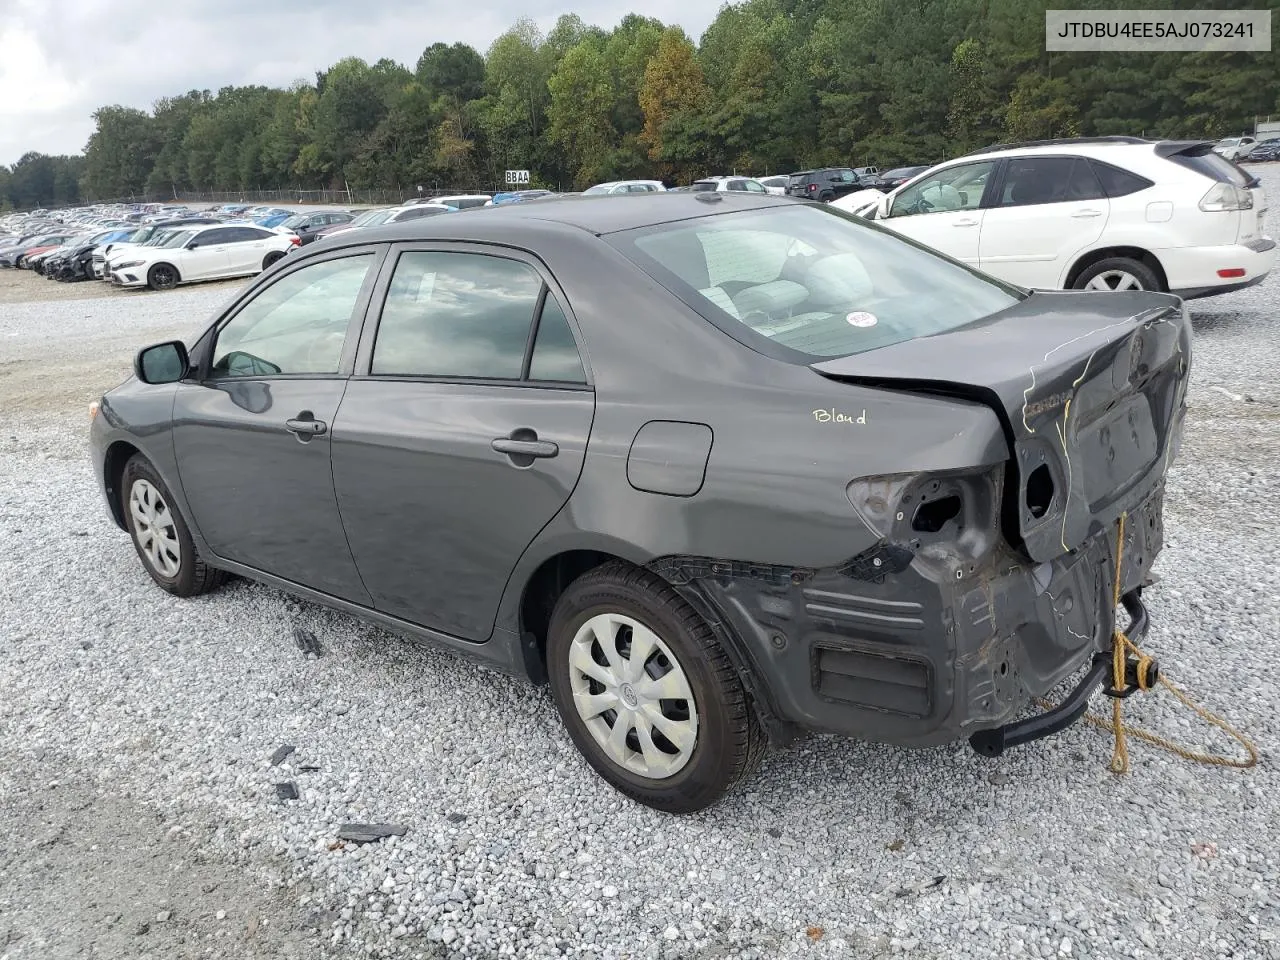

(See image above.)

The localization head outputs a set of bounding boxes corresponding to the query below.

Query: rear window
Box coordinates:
[1165,146,1251,187]
[608,205,1022,360]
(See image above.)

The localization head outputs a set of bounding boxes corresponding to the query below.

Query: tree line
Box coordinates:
[3,0,1277,210]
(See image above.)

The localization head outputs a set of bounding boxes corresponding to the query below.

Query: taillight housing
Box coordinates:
[289,235,301,246]
[1198,182,1253,212]
[807,183,817,191]
[846,465,1003,582]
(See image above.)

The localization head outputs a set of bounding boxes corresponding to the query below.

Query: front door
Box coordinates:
[181,226,235,280]
[332,247,595,640]
[171,247,383,602]
[978,156,1110,289]
[880,159,996,266]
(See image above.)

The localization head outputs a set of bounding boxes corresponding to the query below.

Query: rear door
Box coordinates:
[171,247,384,601]
[331,244,595,640]
[977,156,1109,289]
[221,226,269,274]
[881,160,996,266]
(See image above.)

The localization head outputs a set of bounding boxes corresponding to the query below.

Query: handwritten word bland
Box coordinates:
[812,408,868,424]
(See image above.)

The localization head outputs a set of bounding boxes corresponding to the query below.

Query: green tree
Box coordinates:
[548,42,615,185]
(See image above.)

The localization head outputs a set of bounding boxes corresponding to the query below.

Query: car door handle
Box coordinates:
[952,218,979,227]
[492,436,558,459]
[1071,209,1103,218]
[285,416,327,439]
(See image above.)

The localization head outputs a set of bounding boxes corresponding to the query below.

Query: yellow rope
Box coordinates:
[1037,512,1258,772]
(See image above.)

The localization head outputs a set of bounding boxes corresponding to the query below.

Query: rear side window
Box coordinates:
[528,294,587,383]
[997,157,1105,206]
[1090,161,1155,197]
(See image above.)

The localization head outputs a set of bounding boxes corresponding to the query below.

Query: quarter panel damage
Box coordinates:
[649,483,1166,749]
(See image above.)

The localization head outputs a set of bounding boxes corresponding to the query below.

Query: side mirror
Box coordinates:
[876,193,892,219]
[135,340,190,384]
[186,240,199,249]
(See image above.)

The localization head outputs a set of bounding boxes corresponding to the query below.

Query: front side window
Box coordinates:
[889,160,994,217]
[209,254,373,378]
[610,204,1021,360]
[371,252,543,379]
[744,180,768,193]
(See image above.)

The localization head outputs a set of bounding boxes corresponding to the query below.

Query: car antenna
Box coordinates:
[694,193,722,203]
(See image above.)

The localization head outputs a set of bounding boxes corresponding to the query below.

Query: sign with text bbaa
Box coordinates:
[505,170,531,185]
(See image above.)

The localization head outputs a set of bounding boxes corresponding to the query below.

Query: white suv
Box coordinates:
[860,136,1274,298]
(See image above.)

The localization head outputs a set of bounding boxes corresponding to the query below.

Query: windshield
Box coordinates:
[159,230,198,248]
[280,214,310,228]
[583,185,613,196]
[690,181,719,192]
[349,209,393,227]
[609,205,1022,360]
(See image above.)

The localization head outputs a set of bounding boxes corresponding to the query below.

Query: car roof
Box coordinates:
[313,192,796,247]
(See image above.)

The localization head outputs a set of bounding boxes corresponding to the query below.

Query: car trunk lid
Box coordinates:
[810,291,1192,563]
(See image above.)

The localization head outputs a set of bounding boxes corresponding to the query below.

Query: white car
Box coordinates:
[690,176,769,194]
[829,187,886,215]
[105,224,299,291]
[860,136,1275,298]
[1213,136,1256,162]
[318,204,453,241]
[407,194,490,210]
[756,175,790,195]
[582,180,667,195]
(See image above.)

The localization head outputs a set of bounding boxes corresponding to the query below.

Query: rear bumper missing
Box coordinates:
[967,589,1148,757]
[655,487,1166,750]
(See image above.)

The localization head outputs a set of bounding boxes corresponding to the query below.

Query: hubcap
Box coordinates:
[1085,270,1143,292]
[568,613,699,780]
[129,478,182,578]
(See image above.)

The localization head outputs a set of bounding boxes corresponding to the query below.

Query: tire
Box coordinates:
[1072,256,1161,293]
[262,251,286,270]
[147,263,179,291]
[121,454,226,597]
[546,561,764,813]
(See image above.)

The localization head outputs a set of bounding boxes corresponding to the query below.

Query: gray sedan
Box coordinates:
[90,192,1190,812]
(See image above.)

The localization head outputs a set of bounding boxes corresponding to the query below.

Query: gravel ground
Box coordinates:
[2,172,1279,960]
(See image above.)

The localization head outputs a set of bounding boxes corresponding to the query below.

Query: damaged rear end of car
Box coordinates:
[664,291,1191,754]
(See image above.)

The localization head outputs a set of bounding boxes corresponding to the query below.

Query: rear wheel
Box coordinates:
[1073,257,1160,293]
[546,561,764,813]
[147,263,179,291]
[262,251,286,270]
[121,455,226,597]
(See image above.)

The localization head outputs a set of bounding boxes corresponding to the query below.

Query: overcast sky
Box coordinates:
[0,0,723,166]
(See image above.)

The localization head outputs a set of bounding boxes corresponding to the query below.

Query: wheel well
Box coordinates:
[1065,247,1167,291]
[103,440,141,529]
[519,549,625,683]
[150,262,181,282]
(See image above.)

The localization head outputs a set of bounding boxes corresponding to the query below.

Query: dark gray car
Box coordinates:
[90,192,1190,812]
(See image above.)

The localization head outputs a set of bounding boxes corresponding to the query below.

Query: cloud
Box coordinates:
[0,0,722,166]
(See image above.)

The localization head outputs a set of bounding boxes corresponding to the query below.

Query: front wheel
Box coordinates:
[1073,257,1160,292]
[546,562,764,813]
[147,263,179,291]
[121,455,226,597]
